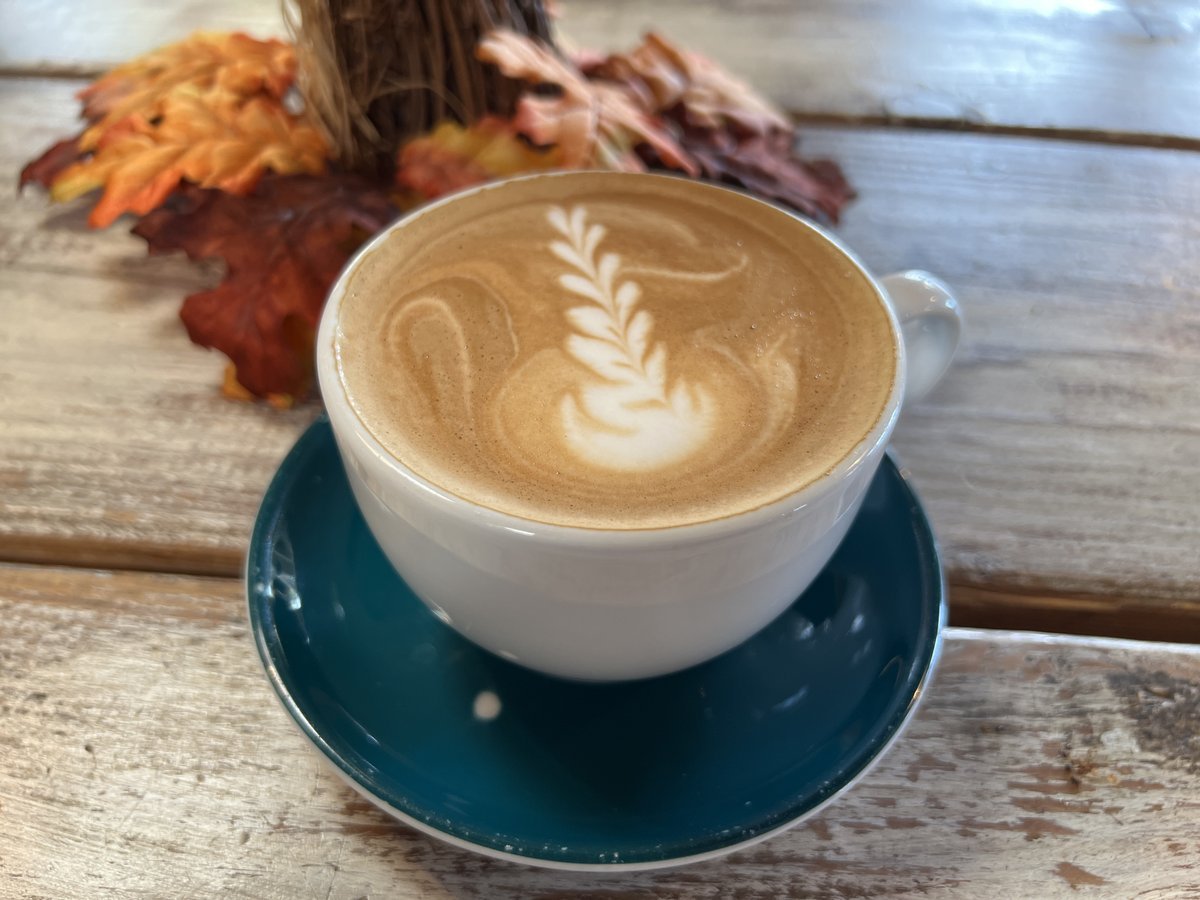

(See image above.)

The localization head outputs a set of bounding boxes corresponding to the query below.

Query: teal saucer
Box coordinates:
[248,418,945,870]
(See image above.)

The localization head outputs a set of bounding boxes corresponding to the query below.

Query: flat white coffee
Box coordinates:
[334,173,895,529]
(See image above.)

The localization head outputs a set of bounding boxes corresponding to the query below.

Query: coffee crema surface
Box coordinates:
[334,173,896,529]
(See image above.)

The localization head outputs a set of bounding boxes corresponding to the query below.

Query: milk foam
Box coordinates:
[548,204,729,471]
[335,173,895,529]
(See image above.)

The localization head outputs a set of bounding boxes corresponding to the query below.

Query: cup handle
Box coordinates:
[880,270,963,403]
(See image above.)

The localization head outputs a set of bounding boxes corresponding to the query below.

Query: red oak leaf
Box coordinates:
[132,174,397,400]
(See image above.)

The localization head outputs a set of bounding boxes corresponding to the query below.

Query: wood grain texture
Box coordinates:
[0,79,317,575]
[795,125,1200,611]
[1,0,1198,145]
[2,563,1200,898]
[3,78,1199,634]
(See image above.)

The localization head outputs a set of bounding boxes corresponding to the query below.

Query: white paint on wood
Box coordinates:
[2,565,1199,897]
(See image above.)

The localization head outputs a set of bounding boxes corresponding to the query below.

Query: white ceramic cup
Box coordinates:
[317,173,962,682]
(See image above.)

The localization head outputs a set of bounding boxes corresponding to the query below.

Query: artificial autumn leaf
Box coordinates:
[132,174,397,399]
[585,33,790,136]
[220,363,258,403]
[78,32,297,151]
[577,32,851,222]
[396,116,563,200]
[677,128,853,224]
[18,31,320,229]
[477,29,696,175]
[51,93,328,228]
[18,137,85,190]
[219,362,298,408]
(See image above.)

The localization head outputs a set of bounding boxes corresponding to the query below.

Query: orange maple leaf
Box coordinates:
[51,92,327,228]
[78,32,297,150]
[396,117,563,200]
[19,31,324,228]
[476,30,696,175]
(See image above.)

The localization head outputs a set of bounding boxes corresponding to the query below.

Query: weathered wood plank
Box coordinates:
[2,563,1199,897]
[795,124,1200,614]
[0,79,316,576]
[1,0,1198,145]
[0,256,315,575]
[3,78,1198,636]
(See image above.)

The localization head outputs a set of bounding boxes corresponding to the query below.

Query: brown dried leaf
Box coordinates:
[584,33,789,136]
[581,33,852,221]
[132,175,397,399]
[476,29,696,174]
[676,128,854,224]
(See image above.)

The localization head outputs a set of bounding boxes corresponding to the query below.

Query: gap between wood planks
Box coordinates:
[3,538,1198,645]
[791,112,1200,154]
[3,66,1199,154]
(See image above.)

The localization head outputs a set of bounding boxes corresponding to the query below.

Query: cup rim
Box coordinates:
[316,170,907,547]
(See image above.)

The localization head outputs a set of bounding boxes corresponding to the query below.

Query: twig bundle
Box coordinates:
[285,0,554,177]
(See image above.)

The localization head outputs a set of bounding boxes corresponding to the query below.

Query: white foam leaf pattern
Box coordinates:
[644,343,667,386]
[614,282,640,327]
[566,306,619,341]
[546,204,719,471]
[549,240,587,272]
[546,206,571,237]
[626,311,653,363]
[558,273,605,305]
[582,224,606,263]
[596,253,620,297]
[568,206,587,244]
[566,334,638,382]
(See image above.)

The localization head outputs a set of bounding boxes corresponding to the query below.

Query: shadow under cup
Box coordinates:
[316,171,912,681]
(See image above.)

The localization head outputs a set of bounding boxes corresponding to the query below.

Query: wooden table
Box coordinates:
[2,1,1198,896]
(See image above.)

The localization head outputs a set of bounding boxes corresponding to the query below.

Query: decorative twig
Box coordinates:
[285,0,555,177]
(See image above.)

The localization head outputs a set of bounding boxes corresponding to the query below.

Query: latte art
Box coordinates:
[335,173,895,529]
[548,204,728,471]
